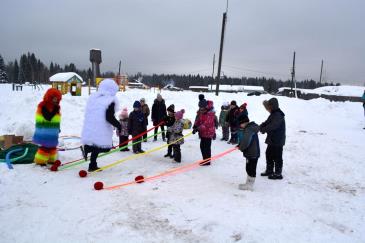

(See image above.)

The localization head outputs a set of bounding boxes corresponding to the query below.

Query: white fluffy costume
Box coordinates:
[81,79,120,148]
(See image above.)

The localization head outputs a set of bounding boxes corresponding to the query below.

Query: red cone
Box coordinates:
[79,170,87,178]
[135,175,145,183]
[94,181,104,190]
[50,164,58,171]
[54,160,62,166]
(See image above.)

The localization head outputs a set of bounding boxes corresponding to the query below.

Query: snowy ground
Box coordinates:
[0,84,364,243]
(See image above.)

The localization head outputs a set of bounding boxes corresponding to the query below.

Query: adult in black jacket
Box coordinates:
[151,94,167,141]
[259,98,286,180]
[128,101,147,154]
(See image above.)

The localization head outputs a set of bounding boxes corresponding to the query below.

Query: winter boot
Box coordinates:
[261,163,274,176]
[268,174,283,180]
[269,161,283,179]
[238,176,255,191]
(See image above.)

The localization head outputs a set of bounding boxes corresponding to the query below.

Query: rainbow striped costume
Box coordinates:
[33,104,61,165]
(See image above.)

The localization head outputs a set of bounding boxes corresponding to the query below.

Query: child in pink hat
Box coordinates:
[118,108,130,151]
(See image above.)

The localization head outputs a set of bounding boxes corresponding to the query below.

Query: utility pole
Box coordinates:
[211,54,215,91]
[118,60,122,76]
[290,51,296,98]
[215,11,228,96]
[319,59,323,83]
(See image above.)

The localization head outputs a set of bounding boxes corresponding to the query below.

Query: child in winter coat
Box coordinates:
[226,100,239,144]
[33,88,62,166]
[237,116,260,191]
[259,98,286,180]
[118,108,130,152]
[81,79,121,172]
[219,102,230,141]
[128,101,147,154]
[193,100,216,166]
[164,104,176,158]
[169,109,185,163]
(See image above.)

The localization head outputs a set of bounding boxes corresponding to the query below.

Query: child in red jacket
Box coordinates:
[193,100,216,166]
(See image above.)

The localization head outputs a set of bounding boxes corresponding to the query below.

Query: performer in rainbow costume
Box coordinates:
[32,88,62,165]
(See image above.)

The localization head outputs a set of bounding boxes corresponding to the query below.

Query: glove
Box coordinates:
[192,128,198,134]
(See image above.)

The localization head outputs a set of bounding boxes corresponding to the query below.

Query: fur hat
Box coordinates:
[119,108,128,119]
[263,98,279,110]
[175,109,185,120]
[133,101,141,108]
[167,104,175,113]
[199,94,205,101]
[140,98,146,103]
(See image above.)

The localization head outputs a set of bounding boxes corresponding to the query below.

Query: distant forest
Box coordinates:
[0,53,337,93]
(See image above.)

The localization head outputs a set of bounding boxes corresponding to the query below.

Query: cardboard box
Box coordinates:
[0,135,24,149]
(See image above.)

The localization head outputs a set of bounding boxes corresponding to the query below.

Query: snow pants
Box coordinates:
[245,158,259,177]
[200,138,212,165]
[173,144,181,162]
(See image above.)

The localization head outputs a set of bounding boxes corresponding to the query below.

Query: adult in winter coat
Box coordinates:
[259,97,286,180]
[151,94,167,141]
[81,79,121,172]
[168,109,185,163]
[164,104,176,158]
[140,98,150,141]
[128,101,147,154]
[226,100,239,144]
[33,88,62,165]
[237,116,260,191]
[193,100,216,166]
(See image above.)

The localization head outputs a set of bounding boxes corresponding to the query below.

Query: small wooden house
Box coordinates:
[50,72,83,96]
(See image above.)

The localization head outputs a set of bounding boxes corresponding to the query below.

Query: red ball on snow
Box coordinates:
[94,181,104,190]
[50,164,58,171]
[135,175,145,184]
[54,160,62,166]
[79,170,87,178]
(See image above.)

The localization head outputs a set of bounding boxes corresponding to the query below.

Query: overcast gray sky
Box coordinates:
[1,0,364,85]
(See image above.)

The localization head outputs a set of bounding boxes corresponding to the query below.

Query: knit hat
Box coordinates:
[207,100,214,110]
[223,101,230,107]
[239,103,247,110]
[133,101,141,108]
[119,108,128,119]
[199,94,205,101]
[231,100,237,106]
[198,99,208,108]
[157,94,162,100]
[175,109,185,120]
[167,104,175,113]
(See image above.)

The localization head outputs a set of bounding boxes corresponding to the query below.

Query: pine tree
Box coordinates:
[13,60,19,83]
[0,54,9,83]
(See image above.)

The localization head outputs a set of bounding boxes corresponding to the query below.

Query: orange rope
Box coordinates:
[104,147,239,190]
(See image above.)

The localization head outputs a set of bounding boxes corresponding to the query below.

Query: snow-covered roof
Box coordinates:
[49,72,83,83]
[210,85,264,92]
[278,85,364,97]
[189,86,209,89]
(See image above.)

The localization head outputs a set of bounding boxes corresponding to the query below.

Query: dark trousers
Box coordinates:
[154,125,165,140]
[230,128,238,143]
[85,145,110,169]
[132,136,142,152]
[167,144,173,155]
[200,138,212,163]
[222,125,230,140]
[245,158,259,177]
[173,144,181,162]
[143,126,148,141]
[119,135,129,150]
[265,145,283,175]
